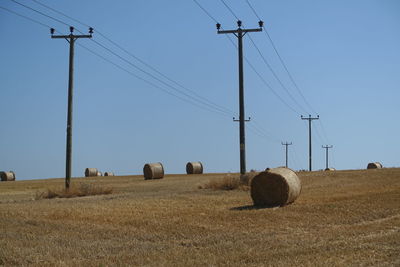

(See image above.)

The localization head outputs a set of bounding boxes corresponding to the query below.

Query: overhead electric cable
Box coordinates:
[215,0,302,114]
[0,5,51,28]
[10,0,69,27]
[30,0,235,115]
[245,0,317,115]
[247,34,308,114]
[220,0,240,21]
[3,4,232,118]
[8,0,235,117]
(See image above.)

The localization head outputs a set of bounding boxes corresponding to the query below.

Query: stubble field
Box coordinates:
[0,168,399,266]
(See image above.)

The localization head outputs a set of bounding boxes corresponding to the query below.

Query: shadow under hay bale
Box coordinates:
[367,162,383,169]
[186,161,203,174]
[104,172,114,176]
[143,162,164,180]
[85,168,98,177]
[250,167,301,207]
[0,171,15,181]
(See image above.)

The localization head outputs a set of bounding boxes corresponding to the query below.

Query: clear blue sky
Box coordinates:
[1,0,399,180]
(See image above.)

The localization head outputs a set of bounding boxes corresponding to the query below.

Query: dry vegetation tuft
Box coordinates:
[35,182,113,199]
[198,175,248,190]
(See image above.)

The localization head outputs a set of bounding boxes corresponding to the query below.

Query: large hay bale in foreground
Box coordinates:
[367,162,383,169]
[143,162,164,180]
[250,167,301,207]
[104,172,114,176]
[186,161,203,174]
[85,168,98,177]
[0,171,15,181]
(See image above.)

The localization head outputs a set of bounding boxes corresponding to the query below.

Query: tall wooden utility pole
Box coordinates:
[217,20,263,175]
[322,145,333,170]
[301,114,319,171]
[51,26,93,189]
[282,142,292,168]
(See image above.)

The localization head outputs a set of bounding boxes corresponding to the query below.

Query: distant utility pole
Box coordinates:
[217,20,263,175]
[281,142,292,168]
[51,26,93,189]
[301,114,319,171]
[322,145,333,170]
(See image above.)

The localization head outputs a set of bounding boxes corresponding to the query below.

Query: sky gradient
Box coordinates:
[1,0,399,180]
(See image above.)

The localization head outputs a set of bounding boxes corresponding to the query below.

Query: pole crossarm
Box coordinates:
[218,28,262,35]
[51,34,92,39]
[233,117,251,122]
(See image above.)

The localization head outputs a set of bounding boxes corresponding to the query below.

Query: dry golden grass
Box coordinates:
[0,169,399,266]
[35,182,113,199]
[198,174,248,190]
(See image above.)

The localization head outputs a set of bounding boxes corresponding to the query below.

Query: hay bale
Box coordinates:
[104,172,114,176]
[97,171,102,176]
[325,168,335,171]
[367,162,383,169]
[250,167,301,207]
[0,171,15,181]
[143,162,164,179]
[85,168,98,177]
[186,161,203,174]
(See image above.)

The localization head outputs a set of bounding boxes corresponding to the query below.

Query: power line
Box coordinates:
[10,0,70,27]
[75,44,231,117]
[192,0,295,144]
[245,0,317,115]
[7,0,235,118]
[214,0,303,115]
[192,0,219,23]
[2,4,233,118]
[0,5,51,29]
[31,0,235,116]
[31,0,91,28]
[247,34,309,114]
[220,0,240,21]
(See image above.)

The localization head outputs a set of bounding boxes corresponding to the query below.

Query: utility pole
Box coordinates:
[217,20,263,175]
[322,145,333,170]
[301,114,319,171]
[281,142,292,168]
[51,26,93,189]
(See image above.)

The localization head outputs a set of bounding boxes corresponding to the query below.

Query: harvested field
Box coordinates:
[0,169,399,266]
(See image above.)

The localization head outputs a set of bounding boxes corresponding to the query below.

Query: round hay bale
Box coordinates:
[186,161,203,174]
[143,162,164,180]
[325,168,335,171]
[104,172,114,176]
[97,171,102,176]
[250,167,301,207]
[85,168,98,177]
[0,171,15,181]
[367,162,382,169]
